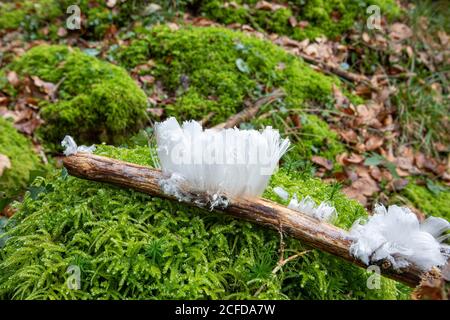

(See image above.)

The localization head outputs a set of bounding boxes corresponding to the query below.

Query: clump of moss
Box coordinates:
[0,0,62,33]
[401,183,450,220]
[116,26,337,124]
[3,45,148,148]
[0,117,42,199]
[200,0,402,41]
[0,0,191,39]
[0,144,406,299]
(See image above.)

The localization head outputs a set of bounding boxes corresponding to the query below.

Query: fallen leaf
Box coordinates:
[369,166,382,181]
[344,153,364,164]
[332,84,349,108]
[31,76,56,97]
[139,75,155,85]
[389,23,412,41]
[365,135,384,151]
[106,0,117,8]
[7,71,19,87]
[14,117,43,135]
[311,156,333,171]
[351,177,380,196]
[147,108,164,117]
[0,154,12,176]
[57,27,68,37]
[388,178,409,192]
[342,186,367,206]
[288,16,297,27]
[255,1,285,11]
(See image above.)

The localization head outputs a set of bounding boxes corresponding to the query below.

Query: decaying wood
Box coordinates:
[213,89,285,129]
[63,153,447,287]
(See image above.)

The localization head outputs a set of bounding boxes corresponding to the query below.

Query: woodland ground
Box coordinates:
[0,0,448,300]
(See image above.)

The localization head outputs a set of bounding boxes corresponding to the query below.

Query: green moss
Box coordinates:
[0,118,42,199]
[117,26,337,124]
[200,0,402,40]
[402,183,450,220]
[4,45,148,148]
[289,114,344,169]
[0,3,26,30]
[0,0,62,32]
[0,144,406,299]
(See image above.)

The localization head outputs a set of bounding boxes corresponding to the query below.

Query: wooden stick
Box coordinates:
[213,89,285,129]
[62,153,445,287]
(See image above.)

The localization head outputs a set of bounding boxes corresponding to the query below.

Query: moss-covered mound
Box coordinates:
[2,45,148,147]
[200,0,401,40]
[0,117,42,199]
[118,26,338,122]
[0,145,407,299]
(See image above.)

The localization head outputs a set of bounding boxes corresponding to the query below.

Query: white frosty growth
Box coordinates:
[288,195,337,222]
[155,117,290,198]
[61,135,96,156]
[273,186,289,201]
[349,204,450,271]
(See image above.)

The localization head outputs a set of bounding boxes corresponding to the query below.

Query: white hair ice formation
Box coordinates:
[350,204,450,271]
[155,117,290,204]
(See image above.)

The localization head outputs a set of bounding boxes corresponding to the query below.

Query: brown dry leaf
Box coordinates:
[362,32,370,43]
[14,117,43,135]
[298,21,309,29]
[388,178,409,192]
[255,1,285,11]
[336,153,347,166]
[7,71,19,87]
[139,75,155,85]
[106,0,117,8]
[147,108,164,117]
[351,177,380,196]
[288,16,297,27]
[395,156,414,171]
[0,154,12,176]
[437,31,449,47]
[414,152,427,169]
[31,76,56,97]
[354,165,371,179]
[57,27,68,37]
[365,135,384,151]
[311,156,333,171]
[339,129,357,143]
[342,186,367,206]
[355,104,378,125]
[344,153,364,164]
[369,166,382,182]
[389,23,413,41]
[332,84,349,108]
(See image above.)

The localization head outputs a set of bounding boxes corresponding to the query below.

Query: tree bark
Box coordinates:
[63,153,445,287]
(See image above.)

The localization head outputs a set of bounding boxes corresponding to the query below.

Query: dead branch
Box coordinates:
[213,89,285,129]
[62,152,447,287]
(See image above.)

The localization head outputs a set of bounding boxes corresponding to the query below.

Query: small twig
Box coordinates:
[199,111,215,126]
[50,76,66,102]
[213,89,285,129]
[296,52,373,88]
[254,249,312,297]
